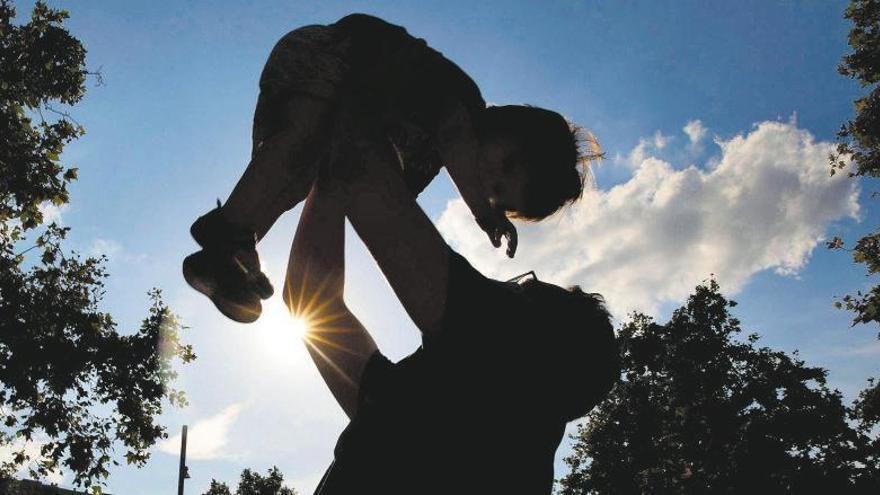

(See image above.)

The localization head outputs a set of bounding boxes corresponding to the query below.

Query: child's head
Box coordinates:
[478,105,602,220]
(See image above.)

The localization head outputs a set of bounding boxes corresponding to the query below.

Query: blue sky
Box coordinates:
[8,0,880,493]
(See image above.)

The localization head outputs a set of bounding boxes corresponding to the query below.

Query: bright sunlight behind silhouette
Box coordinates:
[261,296,309,337]
[256,297,309,364]
[290,316,308,337]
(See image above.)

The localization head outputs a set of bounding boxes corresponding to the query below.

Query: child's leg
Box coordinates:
[184,98,333,323]
[184,25,346,322]
[221,95,334,240]
[220,22,346,240]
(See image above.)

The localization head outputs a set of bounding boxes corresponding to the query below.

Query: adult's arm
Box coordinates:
[285,181,378,419]
[341,142,452,338]
[336,13,515,255]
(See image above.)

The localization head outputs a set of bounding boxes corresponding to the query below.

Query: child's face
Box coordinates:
[480,138,529,214]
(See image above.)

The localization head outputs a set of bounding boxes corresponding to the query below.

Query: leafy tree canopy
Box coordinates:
[0,1,194,487]
[830,0,880,436]
[831,0,880,331]
[835,0,880,180]
[203,467,297,495]
[559,280,880,494]
[0,0,85,229]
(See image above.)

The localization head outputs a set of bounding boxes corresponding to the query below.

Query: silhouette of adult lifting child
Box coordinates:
[183,13,601,323]
[183,13,616,494]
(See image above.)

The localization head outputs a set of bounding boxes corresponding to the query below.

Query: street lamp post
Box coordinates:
[177,425,189,495]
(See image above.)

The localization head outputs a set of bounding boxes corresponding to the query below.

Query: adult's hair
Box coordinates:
[520,279,619,421]
[481,105,593,220]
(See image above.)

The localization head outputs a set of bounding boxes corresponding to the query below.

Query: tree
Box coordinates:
[203,480,232,495]
[831,0,880,334]
[834,0,880,183]
[558,280,880,494]
[830,0,880,435]
[0,1,194,487]
[203,467,297,495]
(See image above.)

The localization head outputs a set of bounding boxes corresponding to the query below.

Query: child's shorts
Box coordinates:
[251,25,353,151]
[248,24,438,195]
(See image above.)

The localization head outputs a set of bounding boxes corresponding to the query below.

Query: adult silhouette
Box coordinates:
[286,139,618,494]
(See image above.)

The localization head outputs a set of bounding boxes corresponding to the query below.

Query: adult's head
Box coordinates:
[512,273,619,421]
[477,105,602,221]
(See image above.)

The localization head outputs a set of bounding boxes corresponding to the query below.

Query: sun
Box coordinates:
[256,296,310,348]
[289,315,308,338]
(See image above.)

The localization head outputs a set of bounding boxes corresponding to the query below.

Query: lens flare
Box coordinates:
[253,297,311,367]
[289,314,309,339]
[260,296,309,335]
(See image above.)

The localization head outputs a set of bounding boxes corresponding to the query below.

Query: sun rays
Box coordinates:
[282,263,350,335]
[258,298,310,338]
[255,263,346,344]
[277,263,373,385]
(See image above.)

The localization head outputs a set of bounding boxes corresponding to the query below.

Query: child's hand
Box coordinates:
[477,210,518,258]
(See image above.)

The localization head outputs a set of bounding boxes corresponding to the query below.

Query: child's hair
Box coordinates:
[481,105,604,220]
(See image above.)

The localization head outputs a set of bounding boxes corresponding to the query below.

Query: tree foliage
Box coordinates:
[834,0,880,180]
[558,281,880,494]
[831,0,880,433]
[203,467,297,495]
[830,0,880,330]
[0,0,85,229]
[0,1,194,487]
[203,480,233,495]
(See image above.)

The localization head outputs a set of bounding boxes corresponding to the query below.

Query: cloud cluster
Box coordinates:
[624,130,671,168]
[437,120,859,317]
[159,403,244,460]
[89,238,123,258]
[37,202,67,225]
[683,119,707,145]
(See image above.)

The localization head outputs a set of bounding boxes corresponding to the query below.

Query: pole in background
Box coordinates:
[177,425,190,495]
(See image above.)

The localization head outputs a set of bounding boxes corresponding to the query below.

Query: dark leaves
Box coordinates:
[203,466,298,495]
[833,0,880,332]
[1,224,195,487]
[0,1,194,488]
[558,280,880,494]
[0,0,86,230]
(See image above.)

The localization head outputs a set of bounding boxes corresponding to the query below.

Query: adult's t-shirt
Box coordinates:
[314,250,617,494]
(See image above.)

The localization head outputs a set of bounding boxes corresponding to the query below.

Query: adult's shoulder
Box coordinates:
[441,249,530,331]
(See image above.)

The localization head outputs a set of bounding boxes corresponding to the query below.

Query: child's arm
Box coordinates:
[436,103,518,257]
[285,180,378,419]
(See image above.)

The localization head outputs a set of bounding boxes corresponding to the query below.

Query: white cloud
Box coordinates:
[87,238,149,264]
[437,120,859,317]
[652,130,669,149]
[158,403,244,460]
[624,140,649,168]
[622,130,670,168]
[37,201,67,225]
[89,238,123,258]
[683,119,707,145]
[833,340,880,357]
